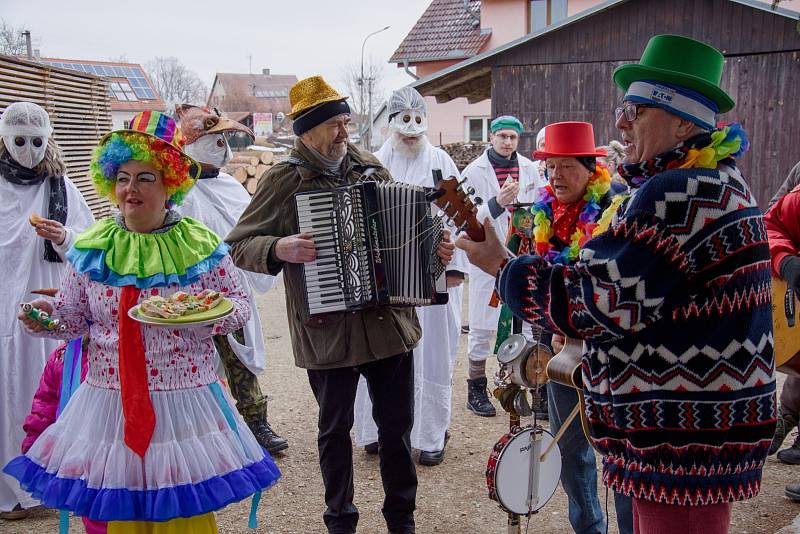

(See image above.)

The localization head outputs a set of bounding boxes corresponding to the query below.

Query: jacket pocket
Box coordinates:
[295,310,348,366]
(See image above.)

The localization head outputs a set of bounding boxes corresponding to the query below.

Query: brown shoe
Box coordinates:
[0,503,30,520]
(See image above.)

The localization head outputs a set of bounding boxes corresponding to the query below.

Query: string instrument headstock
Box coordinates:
[428,170,486,242]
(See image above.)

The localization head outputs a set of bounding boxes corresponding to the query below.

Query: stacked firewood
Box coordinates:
[222,150,276,194]
[440,142,488,171]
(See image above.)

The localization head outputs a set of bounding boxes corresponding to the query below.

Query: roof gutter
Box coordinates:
[403,59,419,80]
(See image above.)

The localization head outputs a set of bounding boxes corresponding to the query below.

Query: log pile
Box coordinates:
[440,142,488,171]
[222,150,276,194]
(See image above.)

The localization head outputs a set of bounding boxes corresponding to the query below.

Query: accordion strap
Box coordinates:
[286,156,382,182]
[285,156,339,178]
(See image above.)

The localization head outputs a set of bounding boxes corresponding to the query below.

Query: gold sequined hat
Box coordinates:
[288,76,351,136]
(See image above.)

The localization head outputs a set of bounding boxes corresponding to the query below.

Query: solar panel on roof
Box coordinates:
[133,87,156,99]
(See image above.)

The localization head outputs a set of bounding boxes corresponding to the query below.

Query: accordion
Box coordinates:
[295,180,448,315]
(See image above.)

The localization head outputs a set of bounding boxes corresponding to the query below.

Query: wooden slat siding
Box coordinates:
[0,54,113,218]
[491,0,800,69]
[491,48,800,208]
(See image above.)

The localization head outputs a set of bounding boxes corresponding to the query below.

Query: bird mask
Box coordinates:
[176,104,254,168]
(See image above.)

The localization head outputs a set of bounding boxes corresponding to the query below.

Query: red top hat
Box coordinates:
[533,121,606,160]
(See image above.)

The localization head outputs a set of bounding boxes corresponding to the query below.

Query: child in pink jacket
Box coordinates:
[22,336,106,534]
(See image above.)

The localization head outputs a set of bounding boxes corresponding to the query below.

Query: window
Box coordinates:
[109,81,138,101]
[530,0,568,32]
[254,89,288,98]
[466,117,489,142]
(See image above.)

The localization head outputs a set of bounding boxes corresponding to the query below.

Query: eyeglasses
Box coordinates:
[614,102,650,122]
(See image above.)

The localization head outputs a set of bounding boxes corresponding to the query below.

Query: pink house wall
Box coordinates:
[411,1,531,145]
[414,61,492,145]
[567,0,602,16]
[480,0,530,50]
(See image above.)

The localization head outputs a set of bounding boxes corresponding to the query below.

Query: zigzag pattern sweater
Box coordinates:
[497,162,776,505]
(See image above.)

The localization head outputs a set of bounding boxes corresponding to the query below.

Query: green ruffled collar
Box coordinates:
[67,217,227,288]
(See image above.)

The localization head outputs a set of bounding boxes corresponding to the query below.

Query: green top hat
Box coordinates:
[613,34,734,113]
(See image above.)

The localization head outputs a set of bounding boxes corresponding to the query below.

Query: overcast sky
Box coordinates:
[2,0,432,101]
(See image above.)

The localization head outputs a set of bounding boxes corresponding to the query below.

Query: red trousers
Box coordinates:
[633,498,732,534]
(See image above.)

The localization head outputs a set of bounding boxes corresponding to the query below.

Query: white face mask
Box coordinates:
[389,110,428,138]
[184,133,231,168]
[3,135,48,169]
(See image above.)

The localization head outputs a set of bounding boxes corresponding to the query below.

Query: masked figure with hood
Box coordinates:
[353,87,467,465]
[175,104,287,454]
[0,102,94,519]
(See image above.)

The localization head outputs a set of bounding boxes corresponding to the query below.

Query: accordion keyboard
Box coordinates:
[295,191,348,314]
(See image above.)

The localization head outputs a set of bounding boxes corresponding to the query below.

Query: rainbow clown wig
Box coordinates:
[90,111,201,208]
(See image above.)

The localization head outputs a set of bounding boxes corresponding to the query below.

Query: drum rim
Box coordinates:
[497,334,531,364]
[491,426,561,516]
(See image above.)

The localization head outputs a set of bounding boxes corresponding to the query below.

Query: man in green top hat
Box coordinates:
[457,34,774,534]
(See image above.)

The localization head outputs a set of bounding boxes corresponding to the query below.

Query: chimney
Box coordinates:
[262,68,270,75]
[22,30,32,59]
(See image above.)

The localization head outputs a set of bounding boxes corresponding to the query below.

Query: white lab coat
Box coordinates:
[353,137,466,452]
[0,174,94,512]
[461,150,545,331]
[176,171,276,374]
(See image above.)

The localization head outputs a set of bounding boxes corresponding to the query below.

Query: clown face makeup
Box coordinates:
[184,133,232,169]
[389,110,428,138]
[3,134,48,168]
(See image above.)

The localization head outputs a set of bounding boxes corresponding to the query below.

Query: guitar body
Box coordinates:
[545,337,599,453]
[773,276,800,377]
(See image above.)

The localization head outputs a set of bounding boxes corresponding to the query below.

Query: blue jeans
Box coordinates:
[548,381,633,534]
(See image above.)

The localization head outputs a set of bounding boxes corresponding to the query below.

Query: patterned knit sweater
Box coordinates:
[497,161,776,505]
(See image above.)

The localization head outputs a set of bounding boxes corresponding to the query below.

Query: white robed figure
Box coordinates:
[0,102,94,517]
[354,88,466,464]
[175,104,288,454]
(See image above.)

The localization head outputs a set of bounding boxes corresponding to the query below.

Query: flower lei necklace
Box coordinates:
[592,123,750,237]
[531,164,611,264]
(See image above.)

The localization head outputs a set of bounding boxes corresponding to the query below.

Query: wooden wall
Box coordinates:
[488,0,800,207]
[0,54,113,217]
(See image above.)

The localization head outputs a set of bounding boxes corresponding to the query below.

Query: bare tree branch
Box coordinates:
[338,56,386,127]
[145,57,208,111]
[0,19,28,56]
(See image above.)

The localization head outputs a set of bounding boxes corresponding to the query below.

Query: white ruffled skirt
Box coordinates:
[3,382,281,522]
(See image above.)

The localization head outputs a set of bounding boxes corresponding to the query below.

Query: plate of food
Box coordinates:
[128,290,234,327]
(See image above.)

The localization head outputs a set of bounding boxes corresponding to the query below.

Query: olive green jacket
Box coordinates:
[226,139,421,370]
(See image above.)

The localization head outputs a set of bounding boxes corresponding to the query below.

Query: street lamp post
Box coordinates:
[360,25,390,149]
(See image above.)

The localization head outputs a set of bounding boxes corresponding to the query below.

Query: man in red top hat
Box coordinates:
[528,121,632,534]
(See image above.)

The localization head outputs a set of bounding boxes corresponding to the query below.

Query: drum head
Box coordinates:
[497,334,529,364]
[522,344,553,387]
[494,428,561,515]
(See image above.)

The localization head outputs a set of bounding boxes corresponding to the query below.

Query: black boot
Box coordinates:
[419,431,450,466]
[247,419,289,454]
[466,377,496,417]
[778,434,800,465]
[787,483,800,502]
[769,405,798,455]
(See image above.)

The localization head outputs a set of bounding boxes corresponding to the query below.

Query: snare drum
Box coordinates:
[497,334,553,388]
[486,425,561,515]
